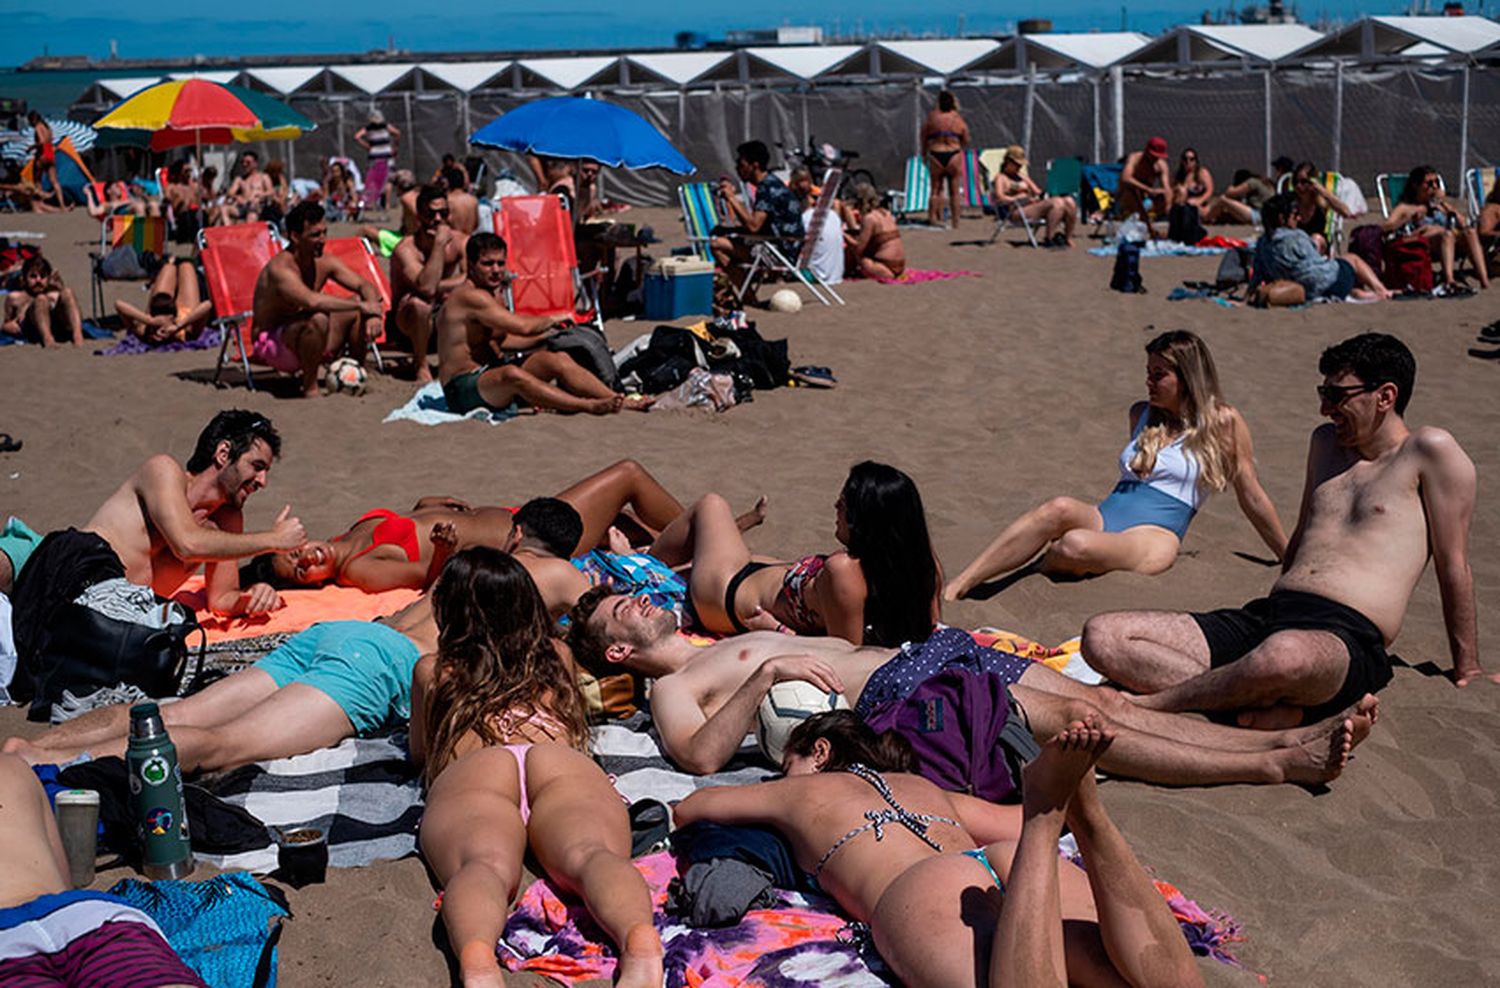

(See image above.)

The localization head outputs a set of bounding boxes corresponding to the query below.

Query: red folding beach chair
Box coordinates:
[321,235,389,371]
[198,222,283,390]
[492,194,603,331]
[89,213,167,318]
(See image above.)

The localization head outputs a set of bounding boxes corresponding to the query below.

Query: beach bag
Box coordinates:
[547,324,619,390]
[1167,203,1206,246]
[1383,238,1433,294]
[1347,224,1385,281]
[864,668,1039,803]
[99,244,149,280]
[1214,246,1252,288]
[1110,240,1144,293]
[26,578,203,721]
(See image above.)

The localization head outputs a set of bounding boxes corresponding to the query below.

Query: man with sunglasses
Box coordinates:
[1083,333,1485,721]
[433,232,625,415]
[392,184,467,384]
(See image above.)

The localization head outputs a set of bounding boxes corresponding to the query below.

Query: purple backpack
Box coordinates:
[864,668,1039,803]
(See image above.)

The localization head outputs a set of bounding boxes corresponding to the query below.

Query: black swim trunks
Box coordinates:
[1191,589,1393,724]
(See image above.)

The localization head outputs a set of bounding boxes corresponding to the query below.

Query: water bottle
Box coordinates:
[126,702,195,879]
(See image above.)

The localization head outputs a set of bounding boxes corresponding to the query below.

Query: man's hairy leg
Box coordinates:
[1128,629,1349,716]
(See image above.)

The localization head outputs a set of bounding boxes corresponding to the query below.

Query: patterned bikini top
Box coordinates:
[813,763,959,879]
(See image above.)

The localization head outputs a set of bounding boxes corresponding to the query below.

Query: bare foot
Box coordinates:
[622,394,654,412]
[1021,714,1113,818]
[584,395,624,415]
[736,496,769,532]
[1274,717,1353,784]
[1453,663,1500,687]
[414,363,434,385]
[1,737,46,765]
[941,578,969,603]
[457,941,504,988]
[606,525,635,555]
[614,923,664,988]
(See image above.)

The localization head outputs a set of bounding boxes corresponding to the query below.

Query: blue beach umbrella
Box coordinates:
[470,97,694,174]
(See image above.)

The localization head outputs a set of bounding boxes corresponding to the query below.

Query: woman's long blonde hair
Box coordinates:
[1129,330,1234,492]
[422,547,589,784]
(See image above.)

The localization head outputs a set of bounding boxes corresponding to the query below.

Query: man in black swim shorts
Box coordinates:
[1082,332,1484,723]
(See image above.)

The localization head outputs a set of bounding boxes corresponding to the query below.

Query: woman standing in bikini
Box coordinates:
[413,549,663,988]
[674,710,1205,988]
[945,330,1286,600]
[920,91,970,229]
[647,461,941,647]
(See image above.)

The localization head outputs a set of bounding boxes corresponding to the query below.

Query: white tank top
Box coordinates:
[1117,412,1203,509]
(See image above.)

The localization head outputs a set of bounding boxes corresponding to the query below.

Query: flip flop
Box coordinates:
[790,366,837,388]
[0,434,21,453]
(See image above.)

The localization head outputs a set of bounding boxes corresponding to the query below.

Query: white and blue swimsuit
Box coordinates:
[1097,415,1202,539]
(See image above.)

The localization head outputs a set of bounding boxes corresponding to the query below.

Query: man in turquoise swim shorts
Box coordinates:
[3,596,437,773]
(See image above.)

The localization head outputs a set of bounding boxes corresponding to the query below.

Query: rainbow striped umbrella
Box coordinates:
[92,79,315,151]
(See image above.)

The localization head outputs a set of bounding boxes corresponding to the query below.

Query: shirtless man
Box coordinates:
[252,201,384,397]
[1115,136,1174,234]
[435,232,625,415]
[438,166,479,235]
[1083,333,1484,729]
[7,411,305,711]
[1,256,82,347]
[225,150,274,221]
[5,596,437,773]
[566,590,1376,785]
[391,184,466,383]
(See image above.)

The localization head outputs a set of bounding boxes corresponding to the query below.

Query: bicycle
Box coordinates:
[777,137,876,202]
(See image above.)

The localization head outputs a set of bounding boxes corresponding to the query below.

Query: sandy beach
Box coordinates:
[1,203,1497,987]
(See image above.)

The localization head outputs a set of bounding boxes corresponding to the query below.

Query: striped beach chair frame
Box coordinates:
[891,156,930,221]
[678,182,722,262]
[89,214,168,319]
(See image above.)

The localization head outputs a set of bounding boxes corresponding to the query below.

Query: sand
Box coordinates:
[1,204,1498,987]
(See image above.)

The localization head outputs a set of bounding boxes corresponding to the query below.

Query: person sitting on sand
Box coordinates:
[567,587,1376,782]
[7,411,304,711]
[844,181,905,279]
[1203,168,1276,226]
[1383,164,1490,293]
[990,145,1077,248]
[634,461,940,647]
[1480,180,1500,240]
[114,259,213,344]
[0,753,208,987]
[4,596,436,774]
[2,255,83,347]
[673,711,1207,988]
[412,549,664,988]
[391,184,467,383]
[945,331,1287,601]
[1250,194,1391,304]
[435,232,637,416]
[1169,147,1214,218]
[1289,161,1356,256]
[251,201,384,397]
[1083,333,1485,728]
[1115,136,1173,232]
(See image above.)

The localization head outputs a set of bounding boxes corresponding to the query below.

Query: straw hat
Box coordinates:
[1002,144,1027,167]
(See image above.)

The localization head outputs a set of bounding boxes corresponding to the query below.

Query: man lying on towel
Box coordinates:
[8,411,306,707]
[6,597,436,773]
[566,589,1376,787]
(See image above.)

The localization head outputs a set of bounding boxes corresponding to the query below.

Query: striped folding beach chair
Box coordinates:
[678,182,722,262]
[1375,171,1443,217]
[89,214,167,319]
[959,149,987,213]
[890,156,930,221]
[1465,167,1498,223]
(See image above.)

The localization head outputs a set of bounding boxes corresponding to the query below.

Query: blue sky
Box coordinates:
[6,1,1469,68]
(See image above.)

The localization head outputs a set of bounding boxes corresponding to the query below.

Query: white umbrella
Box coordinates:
[0,118,98,162]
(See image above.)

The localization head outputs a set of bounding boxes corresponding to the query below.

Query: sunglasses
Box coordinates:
[1423,178,1441,188]
[1317,382,1379,404]
[424,207,451,218]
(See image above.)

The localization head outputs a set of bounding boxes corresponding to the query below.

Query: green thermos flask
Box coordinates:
[126,702,195,879]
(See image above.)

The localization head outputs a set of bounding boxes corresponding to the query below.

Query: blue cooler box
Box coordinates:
[643,257,715,320]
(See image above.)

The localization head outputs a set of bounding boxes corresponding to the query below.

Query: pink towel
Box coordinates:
[874,268,980,285]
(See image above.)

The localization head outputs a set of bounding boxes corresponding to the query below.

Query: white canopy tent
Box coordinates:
[624,51,733,87]
[1292,15,1500,61]
[326,64,419,95]
[514,56,622,90]
[872,39,1003,76]
[1124,24,1325,66]
[241,66,326,95]
[415,62,512,93]
[980,32,1150,72]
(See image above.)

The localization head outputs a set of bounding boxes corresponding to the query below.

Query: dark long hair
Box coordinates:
[423,548,588,783]
[842,461,938,647]
[784,710,915,773]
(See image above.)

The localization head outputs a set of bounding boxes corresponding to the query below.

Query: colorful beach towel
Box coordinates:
[872,268,979,285]
[96,326,224,356]
[1087,241,1230,258]
[171,575,419,644]
[382,380,526,426]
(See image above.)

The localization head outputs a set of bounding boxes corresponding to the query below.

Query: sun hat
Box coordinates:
[1002,144,1027,166]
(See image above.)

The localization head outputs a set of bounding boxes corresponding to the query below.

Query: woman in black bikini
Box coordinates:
[921,90,970,229]
[1170,147,1215,218]
[674,709,1204,988]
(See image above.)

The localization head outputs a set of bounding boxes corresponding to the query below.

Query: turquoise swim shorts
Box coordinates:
[254,621,419,735]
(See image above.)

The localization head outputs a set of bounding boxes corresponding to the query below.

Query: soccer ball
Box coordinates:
[324,357,367,396]
[757,681,851,764]
[768,289,803,313]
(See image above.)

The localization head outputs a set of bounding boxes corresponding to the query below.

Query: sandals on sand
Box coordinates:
[0,433,21,453]
[790,366,838,388]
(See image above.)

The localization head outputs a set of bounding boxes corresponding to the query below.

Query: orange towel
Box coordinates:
[172,575,420,644]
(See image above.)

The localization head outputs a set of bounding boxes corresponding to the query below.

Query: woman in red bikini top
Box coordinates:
[412,548,664,988]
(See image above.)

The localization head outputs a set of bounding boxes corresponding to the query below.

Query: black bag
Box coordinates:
[1215,246,1253,288]
[547,324,620,390]
[1110,241,1144,293]
[26,588,205,721]
[1167,203,1207,246]
[617,325,702,394]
